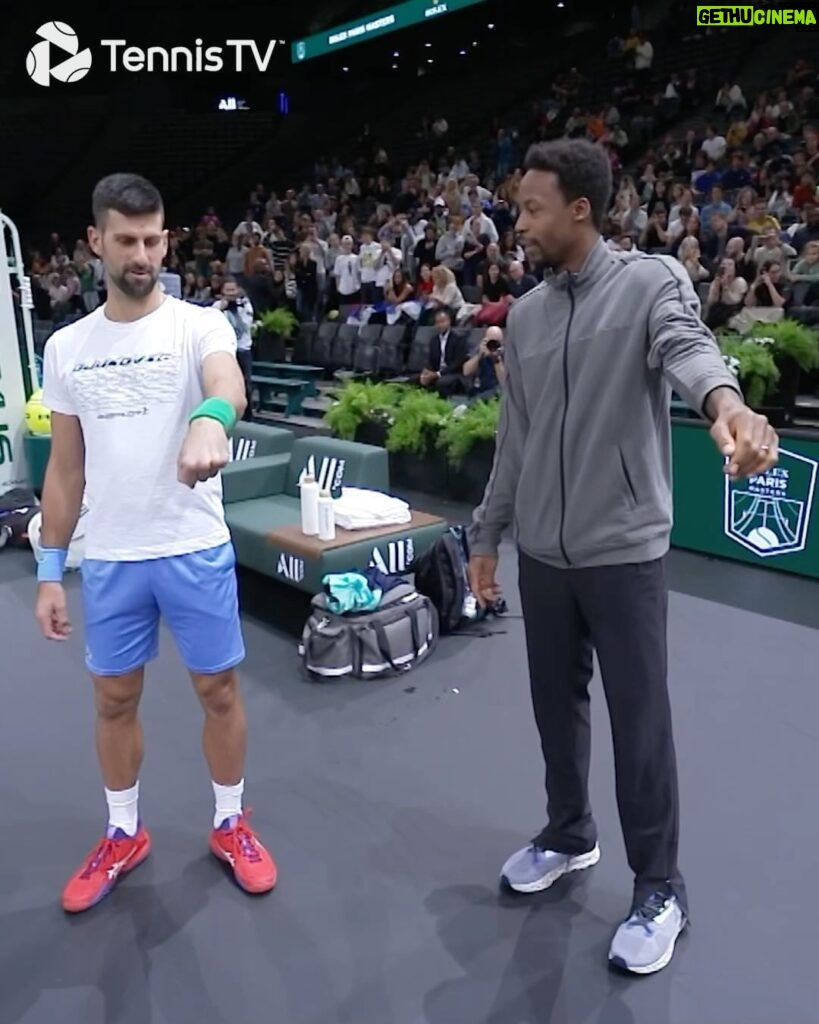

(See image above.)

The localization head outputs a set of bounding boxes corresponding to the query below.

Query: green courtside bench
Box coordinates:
[253,362,323,396]
[222,435,447,593]
[23,420,294,493]
[250,375,313,417]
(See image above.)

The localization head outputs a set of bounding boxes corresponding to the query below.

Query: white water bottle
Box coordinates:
[300,473,319,535]
[317,489,336,541]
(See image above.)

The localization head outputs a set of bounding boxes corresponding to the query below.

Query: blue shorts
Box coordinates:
[81,542,245,676]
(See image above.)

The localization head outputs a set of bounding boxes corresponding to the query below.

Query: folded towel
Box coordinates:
[333,487,412,530]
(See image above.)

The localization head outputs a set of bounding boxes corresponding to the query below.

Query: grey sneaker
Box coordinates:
[608,892,686,974]
[500,842,600,893]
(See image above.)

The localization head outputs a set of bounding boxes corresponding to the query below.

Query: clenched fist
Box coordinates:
[177,416,231,487]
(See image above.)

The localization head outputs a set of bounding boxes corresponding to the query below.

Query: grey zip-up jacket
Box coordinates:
[467,238,741,567]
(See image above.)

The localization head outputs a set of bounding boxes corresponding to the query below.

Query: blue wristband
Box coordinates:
[37,547,67,582]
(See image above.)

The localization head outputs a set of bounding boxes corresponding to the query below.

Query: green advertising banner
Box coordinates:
[292,0,488,63]
[671,420,819,580]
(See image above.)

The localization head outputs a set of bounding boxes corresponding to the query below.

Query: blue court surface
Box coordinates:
[1,536,817,1024]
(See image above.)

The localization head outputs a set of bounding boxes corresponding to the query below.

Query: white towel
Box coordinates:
[333,487,412,530]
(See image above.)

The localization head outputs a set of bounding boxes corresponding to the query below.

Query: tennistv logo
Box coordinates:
[26,22,93,86]
[26,24,282,84]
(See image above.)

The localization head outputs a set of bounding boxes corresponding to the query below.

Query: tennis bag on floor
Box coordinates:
[410,526,472,633]
[300,580,439,680]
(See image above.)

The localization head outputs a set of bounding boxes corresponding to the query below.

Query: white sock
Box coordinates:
[106,782,139,837]
[213,779,244,828]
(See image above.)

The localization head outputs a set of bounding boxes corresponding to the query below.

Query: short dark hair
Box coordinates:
[92,172,163,228]
[523,140,612,231]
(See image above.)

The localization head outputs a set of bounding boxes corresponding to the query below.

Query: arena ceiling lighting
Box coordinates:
[291,0,488,62]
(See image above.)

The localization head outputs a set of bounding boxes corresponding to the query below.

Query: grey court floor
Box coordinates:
[0,528,817,1024]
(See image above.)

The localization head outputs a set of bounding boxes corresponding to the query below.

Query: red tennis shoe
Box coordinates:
[62,825,151,913]
[209,811,277,894]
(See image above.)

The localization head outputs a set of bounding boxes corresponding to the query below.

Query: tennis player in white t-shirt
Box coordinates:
[36,173,276,912]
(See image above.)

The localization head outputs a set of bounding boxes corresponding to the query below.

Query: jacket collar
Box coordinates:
[544,236,612,291]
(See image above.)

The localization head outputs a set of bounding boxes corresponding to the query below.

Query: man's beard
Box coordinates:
[111,264,159,298]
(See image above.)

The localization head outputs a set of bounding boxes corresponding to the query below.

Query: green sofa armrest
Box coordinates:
[222,454,290,503]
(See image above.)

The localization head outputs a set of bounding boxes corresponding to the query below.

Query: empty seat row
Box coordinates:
[291,321,485,379]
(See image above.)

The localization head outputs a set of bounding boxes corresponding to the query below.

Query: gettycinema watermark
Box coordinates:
[696,6,817,25]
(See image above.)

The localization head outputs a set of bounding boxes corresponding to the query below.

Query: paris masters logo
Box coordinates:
[26,22,92,86]
[724,447,817,558]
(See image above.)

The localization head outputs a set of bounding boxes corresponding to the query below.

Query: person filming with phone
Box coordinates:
[214,277,254,421]
[463,326,507,399]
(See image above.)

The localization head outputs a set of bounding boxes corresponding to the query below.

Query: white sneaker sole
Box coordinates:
[608,918,686,975]
[503,843,601,893]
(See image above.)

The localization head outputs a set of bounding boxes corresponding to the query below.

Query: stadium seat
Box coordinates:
[406,327,436,375]
[292,322,318,365]
[331,324,359,371]
[310,321,338,372]
[376,325,408,377]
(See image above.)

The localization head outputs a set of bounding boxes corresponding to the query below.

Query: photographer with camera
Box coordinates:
[463,326,507,399]
[213,277,255,421]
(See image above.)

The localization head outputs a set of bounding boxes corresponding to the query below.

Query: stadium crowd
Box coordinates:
[22,46,819,362]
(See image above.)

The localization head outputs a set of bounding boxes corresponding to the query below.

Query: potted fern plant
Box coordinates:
[437,398,500,504]
[323,380,403,444]
[744,319,819,421]
[718,335,781,422]
[385,388,451,492]
[252,307,298,363]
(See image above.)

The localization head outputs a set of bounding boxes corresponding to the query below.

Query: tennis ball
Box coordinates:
[25,390,52,435]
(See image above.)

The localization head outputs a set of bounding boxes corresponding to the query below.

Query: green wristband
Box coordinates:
[189,396,237,433]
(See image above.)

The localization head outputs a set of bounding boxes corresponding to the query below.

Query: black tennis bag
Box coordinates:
[410,526,472,634]
[0,488,39,550]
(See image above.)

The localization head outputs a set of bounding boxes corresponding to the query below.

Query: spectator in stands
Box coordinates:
[358,226,380,304]
[701,124,727,163]
[385,269,414,314]
[701,212,730,263]
[475,263,512,326]
[374,233,403,301]
[213,277,254,421]
[413,263,434,300]
[730,261,789,331]
[715,81,747,118]
[789,239,819,305]
[333,235,362,305]
[751,227,795,273]
[435,216,465,277]
[721,152,753,192]
[791,202,819,251]
[428,265,467,321]
[693,159,722,198]
[420,308,469,396]
[705,256,748,328]
[640,208,669,252]
[677,237,710,284]
[793,171,818,210]
[194,274,212,302]
[700,186,732,239]
[507,260,538,297]
[746,197,781,235]
[413,225,438,271]
[463,326,507,398]
[268,223,293,271]
[242,233,271,276]
[294,243,319,322]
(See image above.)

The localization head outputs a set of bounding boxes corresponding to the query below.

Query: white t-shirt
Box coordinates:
[334,253,361,296]
[42,296,236,561]
[358,241,381,283]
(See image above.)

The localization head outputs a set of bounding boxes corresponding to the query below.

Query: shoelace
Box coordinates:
[628,891,671,935]
[80,839,116,880]
[233,813,262,864]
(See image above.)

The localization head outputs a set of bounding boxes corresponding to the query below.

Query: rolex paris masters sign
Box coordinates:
[724,447,817,558]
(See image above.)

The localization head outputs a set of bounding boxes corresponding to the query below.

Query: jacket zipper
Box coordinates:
[558,283,575,566]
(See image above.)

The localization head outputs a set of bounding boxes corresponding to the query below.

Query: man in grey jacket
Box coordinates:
[467,139,778,975]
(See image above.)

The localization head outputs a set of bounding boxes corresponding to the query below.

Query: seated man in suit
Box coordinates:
[420,308,469,397]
